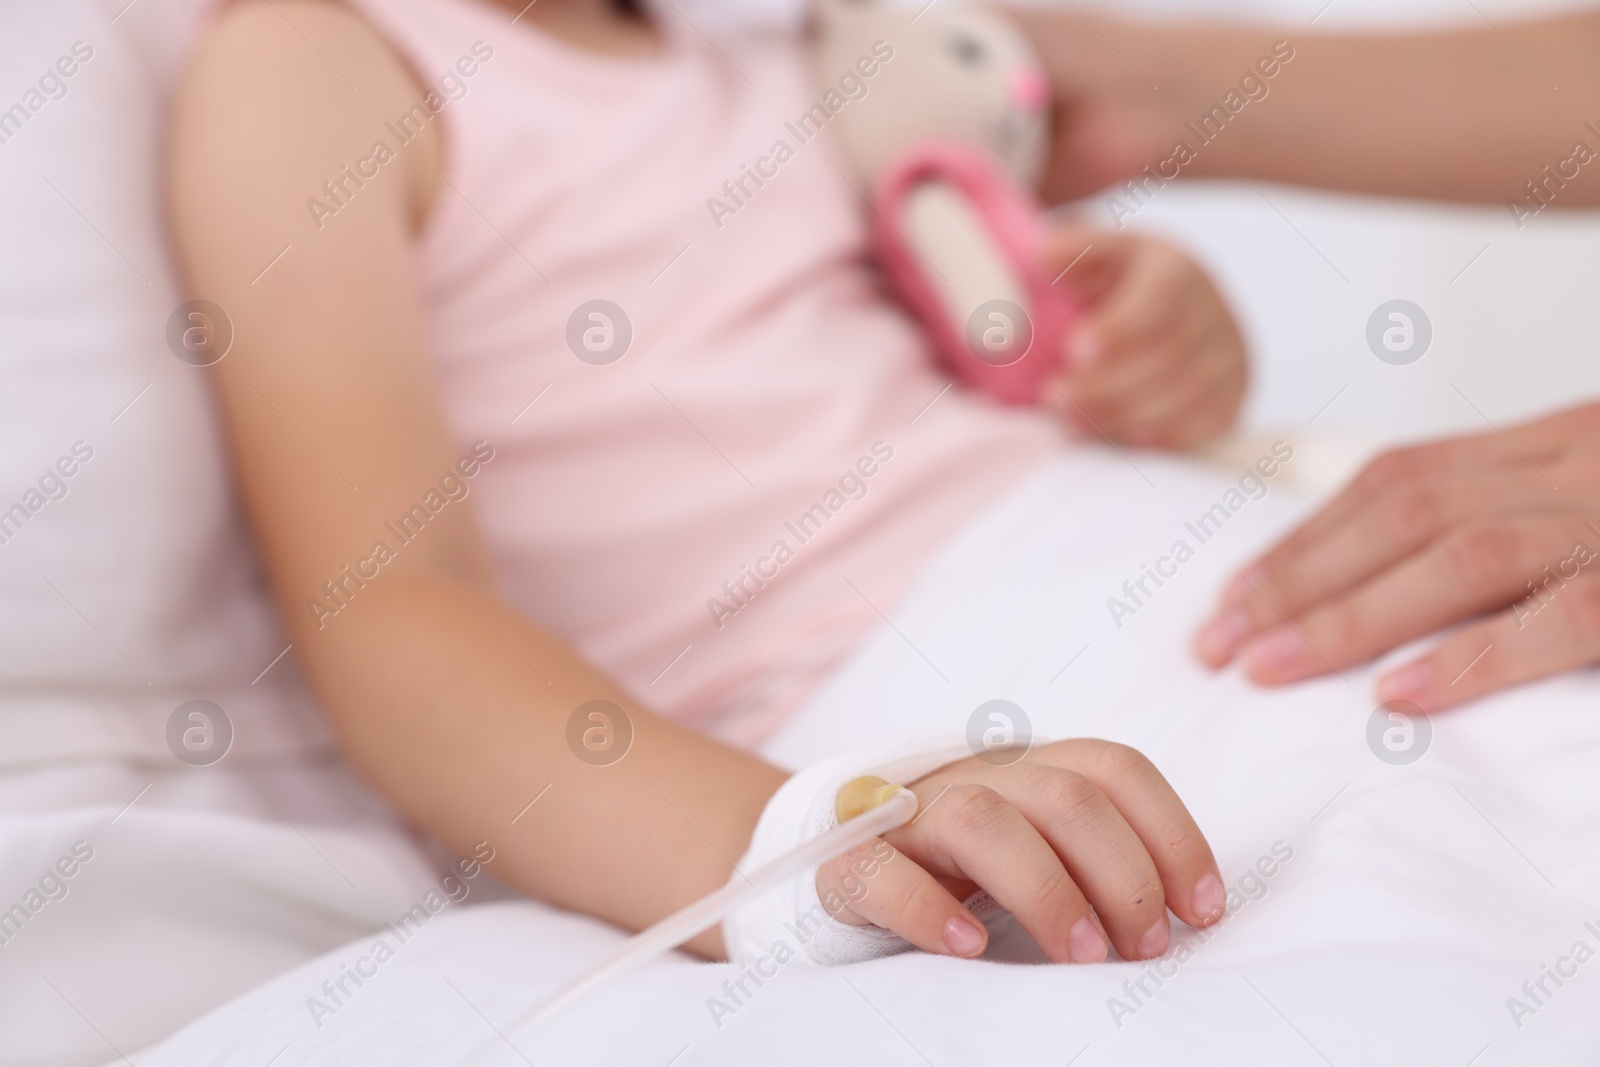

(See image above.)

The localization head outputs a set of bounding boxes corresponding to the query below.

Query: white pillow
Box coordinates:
[0,0,332,775]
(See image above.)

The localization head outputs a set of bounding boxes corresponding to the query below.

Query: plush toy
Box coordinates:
[814,0,1080,405]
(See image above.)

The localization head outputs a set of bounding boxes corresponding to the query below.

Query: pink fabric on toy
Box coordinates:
[871,141,1082,406]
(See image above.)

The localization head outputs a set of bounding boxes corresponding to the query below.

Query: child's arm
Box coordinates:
[1016,8,1600,206]
[173,1,1222,967]
[169,0,786,959]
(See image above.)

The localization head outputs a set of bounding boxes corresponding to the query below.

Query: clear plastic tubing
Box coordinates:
[483,784,918,1051]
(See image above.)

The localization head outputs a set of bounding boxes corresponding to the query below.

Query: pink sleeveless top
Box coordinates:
[339,0,1062,744]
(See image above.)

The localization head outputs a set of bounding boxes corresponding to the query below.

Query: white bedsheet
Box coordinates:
[101,446,1600,1066]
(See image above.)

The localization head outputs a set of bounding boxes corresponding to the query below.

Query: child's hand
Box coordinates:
[1038,226,1247,450]
[817,740,1224,963]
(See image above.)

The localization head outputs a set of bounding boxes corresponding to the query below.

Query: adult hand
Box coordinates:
[1007,8,1177,202]
[816,739,1224,964]
[1011,9,1269,205]
[1195,402,1600,710]
[1038,225,1247,449]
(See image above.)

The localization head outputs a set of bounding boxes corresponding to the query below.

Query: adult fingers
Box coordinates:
[816,839,988,959]
[1196,467,1564,665]
[1220,431,1533,595]
[1499,400,1600,460]
[1031,741,1224,932]
[1375,565,1600,711]
[891,784,1106,964]
[1234,513,1588,685]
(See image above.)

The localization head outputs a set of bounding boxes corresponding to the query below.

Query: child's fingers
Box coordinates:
[1080,335,1242,445]
[1039,741,1226,932]
[1039,223,1100,277]
[1052,329,1215,440]
[893,784,1108,964]
[997,763,1172,961]
[816,840,988,958]
[1044,304,1210,426]
[1067,243,1194,370]
[1040,228,1177,361]
[1069,277,1219,396]
[1061,337,1201,426]
[1055,331,1180,410]
[1148,374,1245,449]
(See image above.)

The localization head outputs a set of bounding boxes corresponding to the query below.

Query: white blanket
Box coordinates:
[102,448,1600,1066]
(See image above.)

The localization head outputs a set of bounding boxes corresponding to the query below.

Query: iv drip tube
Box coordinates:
[476,781,917,1053]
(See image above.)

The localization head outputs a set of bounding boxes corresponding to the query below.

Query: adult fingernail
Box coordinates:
[1223,567,1264,604]
[1378,660,1434,702]
[1068,916,1108,964]
[1136,917,1170,958]
[943,915,986,957]
[1191,872,1225,924]
[1196,609,1251,663]
[1240,626,1307,679]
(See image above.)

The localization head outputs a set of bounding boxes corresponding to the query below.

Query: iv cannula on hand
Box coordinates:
[490,777,918,1043]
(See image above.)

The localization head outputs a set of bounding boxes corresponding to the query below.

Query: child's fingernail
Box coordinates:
[1196,609,1251,663]
[943,915,986,957]
[1070,331,1104,369]
[1136,917,1170,958]
[1240,625,1308,679]
[1378,660,1434,703]
[1191,872,1225,923]
[1068,916,1108,964]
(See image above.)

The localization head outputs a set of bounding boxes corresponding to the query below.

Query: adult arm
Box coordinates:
[1011,8,1600,706]
[1015,7,1600,206]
